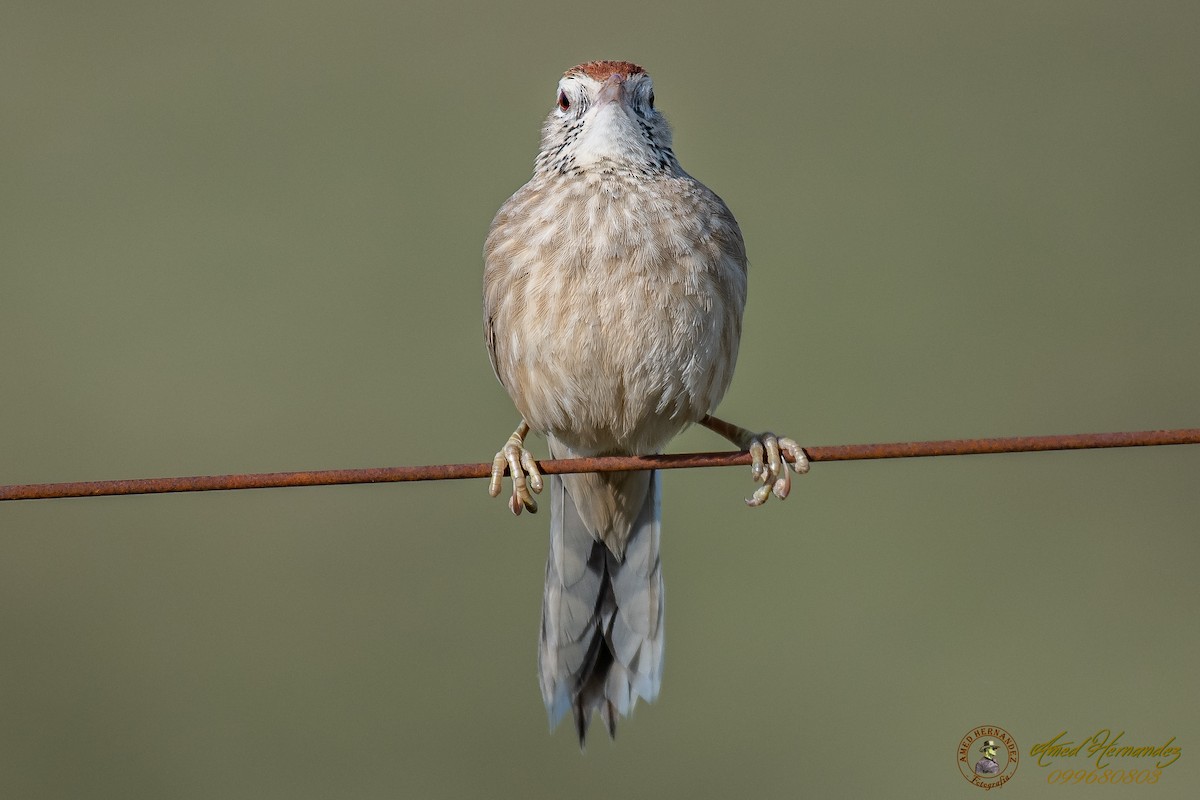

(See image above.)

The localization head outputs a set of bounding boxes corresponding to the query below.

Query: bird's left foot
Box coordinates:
[745,433,809,506]
[700,415,809,507]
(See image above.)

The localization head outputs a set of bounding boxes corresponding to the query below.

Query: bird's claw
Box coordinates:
[488,423,543,515]
[745,434,809,507]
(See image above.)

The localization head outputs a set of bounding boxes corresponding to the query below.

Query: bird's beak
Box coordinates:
[595,73,626,107]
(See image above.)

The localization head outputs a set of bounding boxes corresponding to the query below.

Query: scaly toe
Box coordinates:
[749,439,766,481]
[490,425,541,516]
[743,432,808,507]
[746,482,773,507]
[763,435,784,483]
[773,462,792,499]
[780,437,810,474]
[520,449,544,494]
[488,451,507,499]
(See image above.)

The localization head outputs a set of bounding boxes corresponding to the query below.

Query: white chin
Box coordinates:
[573,107,646,167]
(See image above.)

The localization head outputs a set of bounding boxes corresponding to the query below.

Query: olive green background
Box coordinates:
[2,1,1197,798]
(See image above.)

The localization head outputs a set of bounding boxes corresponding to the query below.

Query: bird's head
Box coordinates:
[535,61,677,175]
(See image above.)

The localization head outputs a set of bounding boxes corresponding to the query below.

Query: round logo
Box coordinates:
[958,725,1019,789]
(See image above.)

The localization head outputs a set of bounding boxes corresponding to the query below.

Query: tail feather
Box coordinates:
[539,456,664,748]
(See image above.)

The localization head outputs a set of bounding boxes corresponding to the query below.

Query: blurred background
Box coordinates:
[2,1,1197,797]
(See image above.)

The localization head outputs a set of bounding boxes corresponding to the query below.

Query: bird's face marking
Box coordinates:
[536,62,675,175]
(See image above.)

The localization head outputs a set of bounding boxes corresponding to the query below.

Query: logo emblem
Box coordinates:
[959,725,1019,788]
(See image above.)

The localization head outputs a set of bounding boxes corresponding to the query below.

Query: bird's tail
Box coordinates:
[538,440,664,748]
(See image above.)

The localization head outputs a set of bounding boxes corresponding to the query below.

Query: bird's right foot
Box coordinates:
[488,420,543,515]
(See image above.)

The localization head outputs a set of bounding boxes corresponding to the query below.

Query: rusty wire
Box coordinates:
[1,428,1196,502]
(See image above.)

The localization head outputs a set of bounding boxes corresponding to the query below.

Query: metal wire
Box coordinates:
[1,428,1196,502]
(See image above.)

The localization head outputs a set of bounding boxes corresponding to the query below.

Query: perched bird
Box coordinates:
[483,60,806,746]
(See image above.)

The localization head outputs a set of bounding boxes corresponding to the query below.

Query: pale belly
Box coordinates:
[485,172,747,455]
[499,249,742,455]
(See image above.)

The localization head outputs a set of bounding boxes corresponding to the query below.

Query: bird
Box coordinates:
[482,60,807,747]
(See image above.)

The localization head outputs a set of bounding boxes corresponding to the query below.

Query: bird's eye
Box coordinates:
[648,91,655,109]
[557,90,570,112]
